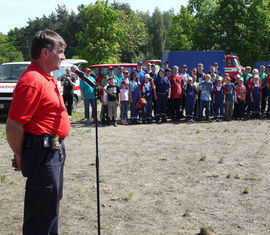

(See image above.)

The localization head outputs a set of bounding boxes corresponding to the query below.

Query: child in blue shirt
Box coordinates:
[199,74,213,121]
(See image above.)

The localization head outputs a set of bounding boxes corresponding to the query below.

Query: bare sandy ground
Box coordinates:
[1,117,270,235]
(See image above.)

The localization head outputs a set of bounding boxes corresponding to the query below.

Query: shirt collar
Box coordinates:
[31,61,55,81]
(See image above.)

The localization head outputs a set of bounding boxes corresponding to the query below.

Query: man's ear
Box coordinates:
[41,48,48,57]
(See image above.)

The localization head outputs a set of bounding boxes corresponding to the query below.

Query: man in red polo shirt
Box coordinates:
[6,29,69,235]
[169,65,184,121]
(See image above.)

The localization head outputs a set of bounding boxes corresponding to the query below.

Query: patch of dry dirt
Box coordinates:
[1,119,270,234]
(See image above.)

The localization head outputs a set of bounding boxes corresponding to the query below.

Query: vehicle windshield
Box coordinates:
[232,58,240,67]
[0,64,29,82]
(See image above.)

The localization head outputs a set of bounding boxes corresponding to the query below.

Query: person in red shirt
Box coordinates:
[6,29,69,234]
[168,65,184,121]
[235,77,247,120]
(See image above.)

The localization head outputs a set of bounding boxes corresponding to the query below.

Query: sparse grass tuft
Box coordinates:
[196,129,200,134]
[218,158,224,164]
[243,188,250,194]
[223,128,229,133]
[111,192,134,202]
[200,155,206,161]
[1,175,6,184]
[234,174,240,179]
[226,173,232,179]
[183,209,192,217]
[199,225,214,235]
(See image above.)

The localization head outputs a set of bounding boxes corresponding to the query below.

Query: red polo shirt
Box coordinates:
[8,62,70,138]
[170,74,184,99]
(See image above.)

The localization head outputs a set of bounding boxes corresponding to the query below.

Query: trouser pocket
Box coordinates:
[21,148,35,178]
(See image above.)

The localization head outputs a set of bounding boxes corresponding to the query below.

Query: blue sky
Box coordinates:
[0,0,188,34]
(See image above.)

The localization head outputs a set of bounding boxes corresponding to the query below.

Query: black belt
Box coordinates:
[24,133,63,149]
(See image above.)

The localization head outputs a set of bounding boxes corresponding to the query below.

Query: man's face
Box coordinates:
[210,67,215,73]
[109,69,114,75]
[173,67,178,75]
[85,70,90,76]
[47,45,66,71]
[246,68,251,74]
[260,67,265,74]
[182,67,187,73]
[118,68,123,74]
[197,65,203,72]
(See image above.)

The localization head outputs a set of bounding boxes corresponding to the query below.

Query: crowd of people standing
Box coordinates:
[76,61,270,126]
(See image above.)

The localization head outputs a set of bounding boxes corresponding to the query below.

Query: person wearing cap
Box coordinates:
[169,65,184,122]
[259,65,268,114]
[224,76,236,121]
[61,68,76,118]
[199,74,213,121]
[250,74,262,118]
[129,71,141,124]
[213,76,226,121]
[185,76,197,122]
[120,70,130,89]
[213,62,221,76]
[102,66,119,86]
[140,73,157,123]
[235,77,246,120]
[154,68,171,123]
[80,68,96,124]
[135,61,146,83]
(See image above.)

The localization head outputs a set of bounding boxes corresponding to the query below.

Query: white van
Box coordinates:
[0,59,87,113]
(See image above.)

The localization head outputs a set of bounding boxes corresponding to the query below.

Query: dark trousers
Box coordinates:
[63,93,73,116]
[156,93,168,121]
[235,99,245,118]
[22,135,66,235]
[214,100,224,119]
[186,97,195,120]
[261,87,268,113]
[170,98,181,120]
[199,100,211,119]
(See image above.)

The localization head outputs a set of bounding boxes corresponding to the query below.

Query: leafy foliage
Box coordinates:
[0,33,23,63]
[2,0,270,67]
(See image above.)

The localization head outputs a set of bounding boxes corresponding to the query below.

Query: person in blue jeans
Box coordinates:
[129,71,141,124]
[154,68,171,123]
[80,68,96,124]
[199,74,213,121]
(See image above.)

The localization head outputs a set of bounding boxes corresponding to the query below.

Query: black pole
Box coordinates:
[94,87,101,235]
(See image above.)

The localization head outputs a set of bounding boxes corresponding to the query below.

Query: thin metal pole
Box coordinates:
[94,87,101,235]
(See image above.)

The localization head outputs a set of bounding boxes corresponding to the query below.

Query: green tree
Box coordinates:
[167,6,195,51]
[76,0,122,65]
[117,11,147,62]
[0,33,23,63]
